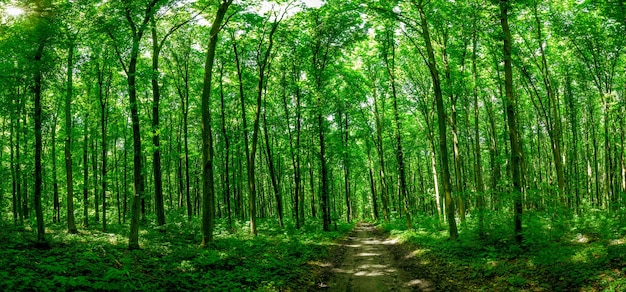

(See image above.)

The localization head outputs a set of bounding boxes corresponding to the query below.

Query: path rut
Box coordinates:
[320,223,433,291]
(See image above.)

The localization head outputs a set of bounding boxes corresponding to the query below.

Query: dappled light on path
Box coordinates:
[321,223,433,291]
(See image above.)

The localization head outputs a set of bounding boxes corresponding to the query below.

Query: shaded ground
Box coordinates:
[310,218,626,291]
[0,220,353,291]
[314,222,437,291]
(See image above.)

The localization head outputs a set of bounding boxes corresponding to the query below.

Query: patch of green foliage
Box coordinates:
[0,215,353,291]
[379,208,626,291]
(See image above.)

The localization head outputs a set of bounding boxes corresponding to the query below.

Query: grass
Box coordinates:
[379,209,626,291]
[0,214,354,291]
[3,206,626,291]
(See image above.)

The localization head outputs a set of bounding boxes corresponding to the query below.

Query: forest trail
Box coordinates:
[320,223,433,291]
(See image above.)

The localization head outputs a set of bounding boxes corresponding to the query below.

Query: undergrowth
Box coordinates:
[0,215,353,291]
[379,209,626,291]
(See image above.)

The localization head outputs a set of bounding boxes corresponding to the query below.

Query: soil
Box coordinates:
[313,222,440,292]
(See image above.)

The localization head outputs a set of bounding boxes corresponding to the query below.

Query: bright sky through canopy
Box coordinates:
[256,0,324,16]
[5,6,24,16]
[303,0,324,8]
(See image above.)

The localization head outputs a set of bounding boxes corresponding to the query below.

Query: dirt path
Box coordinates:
[319,223,433,291]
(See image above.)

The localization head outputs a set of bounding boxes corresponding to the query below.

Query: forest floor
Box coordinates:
[314,222,466,291]
[315,222,434,291]
[313,217,626,291]
[2,213,626,291]
[0,217,354,291]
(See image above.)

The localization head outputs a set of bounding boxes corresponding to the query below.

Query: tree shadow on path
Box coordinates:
[314,222,460,291]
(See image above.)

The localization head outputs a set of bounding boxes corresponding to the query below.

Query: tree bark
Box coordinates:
[417,1,457,239]
[150,17,165,227]
[218,62,233,230]
[500,0,524,244]
[52,108,60,223]
[33,40,47,245]
[200,0,232,245]
[383,27,411,229]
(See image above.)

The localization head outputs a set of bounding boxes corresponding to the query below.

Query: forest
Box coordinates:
[0,0,625,290]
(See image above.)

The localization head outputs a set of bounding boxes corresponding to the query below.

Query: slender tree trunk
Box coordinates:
[15,91,23,225]
[339,107,351,223]
[123,132,129,223]
[151,18,165,227]
[201,0,232,245]
[65,40,78,233]
[52,110,60,223]
[97,62,110,233]
[417,1,457,239]
[441,33,466,223]
[317,90,331,231]
[501,0,524,244]
[565,72,580,212]
[471,18,485,236]
[283,68,302,229]
[114,138,122,224]
[368,152,379,221]
[21,101,28,221]
[219,63,233,230]
[92,133,99,223]
[10,93,18,224]
[33,41,47,245]
[127,38,145,249]
[371,73,390,222]
[233,39,256,235]
[308,137,316,220]
[263,110,284,228]
[82,112,89,227]
[383,28,411,229]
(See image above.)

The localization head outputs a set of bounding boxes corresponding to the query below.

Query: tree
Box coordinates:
[64,32,78,234]
[415,0,458,239]
[379,24,411,229]
[200,0,233,246]
[149,3,199,227]
[307,1,365,231]
[106,0,164,250]
[500,0,523,244]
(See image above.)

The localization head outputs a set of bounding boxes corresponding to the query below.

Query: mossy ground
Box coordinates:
[0,215,353,291]
[376,210,626,291]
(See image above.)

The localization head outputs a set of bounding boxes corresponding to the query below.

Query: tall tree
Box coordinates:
[380,25,411,229]
[107,0,163,250]
[149,5,198,227]
[65,34,78,234]
[200,0,233,245]
[416,0,458,239]
[500,0,524,244]
[32,1,51,247]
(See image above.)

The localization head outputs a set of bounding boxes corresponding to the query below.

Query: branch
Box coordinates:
[107,30,129,75]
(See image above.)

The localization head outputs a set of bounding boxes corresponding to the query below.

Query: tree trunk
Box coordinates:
[52,108,60,223]
[33,41,47,245]
[370,71,390,222]
[127,37,145,249]
[283,67,302,229]
[151,18,165,227]
[263,111,283,227]
[10,93,18,224]
[200,0,232,245]
[82,112,89,227]
[383,27,411,229]
[500,0,524,244]
[471,16,485,236]
[339,107,351,223]
[417,1,457,239]
[64,40,78,233]
[219,62,233,230]
[97,57,110,233]
[92,133,98,223]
